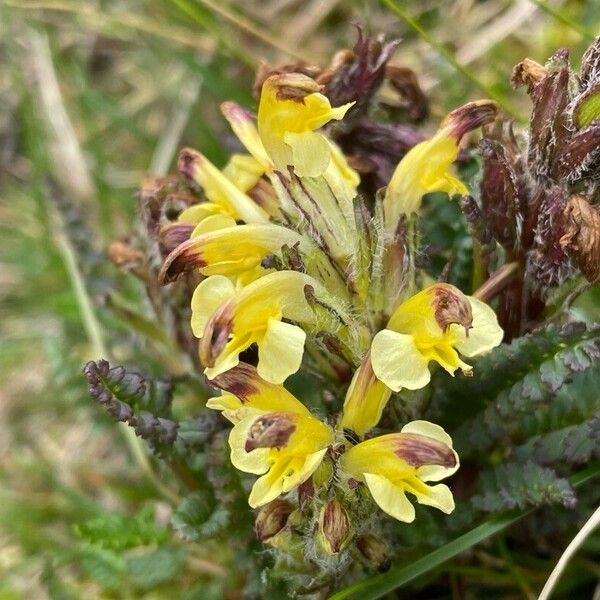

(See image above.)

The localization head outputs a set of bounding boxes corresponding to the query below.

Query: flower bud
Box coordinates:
[317,499,350,555]
[312,455,334,488]
[356,534,391,572]
[441,100,497,141]
[255,500,295,543]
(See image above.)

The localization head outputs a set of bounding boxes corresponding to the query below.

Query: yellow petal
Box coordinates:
[221,101,272,169]
[204,348,241,381]
[400,420,453,448]
[403,478,455,513]
[222,153,266,193]
[187,223,304,279]
[370,329,431,391]
[401,421,460,481]
[248,449,328,508]
[179,148,269,224]
[191,214,237,237]
[206,392,241,412]
[248,464,286,508]
[234,270,319,325]
[384,131,465,231]
[363,473,416,523]
[284,131,332,178]
[340,355,392,437]
[453,297,504,357]
[190,275,236,338]
[283,448,329,493]
[200,271,341,384]
[229,414,273,475]
[178,203,222,224]
[208,363,312,418]
[257,74,353,174]
[257,318,306,384]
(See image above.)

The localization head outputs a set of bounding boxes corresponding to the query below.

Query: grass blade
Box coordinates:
[380,0,525,121]
[530,0,595,41]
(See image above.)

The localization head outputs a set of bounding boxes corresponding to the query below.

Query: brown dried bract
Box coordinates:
[106,240,144,269]
[511,58,549,91]
[253,62,321,100]
[560,194,600,281]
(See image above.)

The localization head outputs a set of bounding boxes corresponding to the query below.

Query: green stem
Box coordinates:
[380,0,525,122]
[497,537,536,599]
[49,198,180,506]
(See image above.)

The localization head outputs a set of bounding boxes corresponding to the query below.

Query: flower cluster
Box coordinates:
[159,43,504,559]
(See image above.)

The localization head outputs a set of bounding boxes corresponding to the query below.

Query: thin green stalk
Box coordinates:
[380,0,525,122]
[7,0,214,54]
[49,199,180,506]
[530,0,595,41]
[329,465,600,600]
[497,537,535,599]
[193,0,313,63]
[169,0,255,67]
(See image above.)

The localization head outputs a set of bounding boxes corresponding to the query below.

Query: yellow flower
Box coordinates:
[222,85,360,238]
[371,283,503,391]
[257,73,354,178]
[384,100,497,231]
[159,219,304,284]
[384,130,467,227]
[223,76,356,182]
[208,363,333,508]
[177,148,269,225]
[341,420,459,522]
[191,271,327,384]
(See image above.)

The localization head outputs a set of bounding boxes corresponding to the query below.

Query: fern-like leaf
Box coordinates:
[446,322,600,456]
[471,461,577,512]
[83,359,219,453]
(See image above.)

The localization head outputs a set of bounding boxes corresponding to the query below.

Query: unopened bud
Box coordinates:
[356,534,391,572]
[255,500,295,543]
[442,100,497,141]
[318,499,350,555]
[312,456,334,488]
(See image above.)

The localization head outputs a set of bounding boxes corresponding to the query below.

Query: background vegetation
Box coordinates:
[1,0,600,598]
